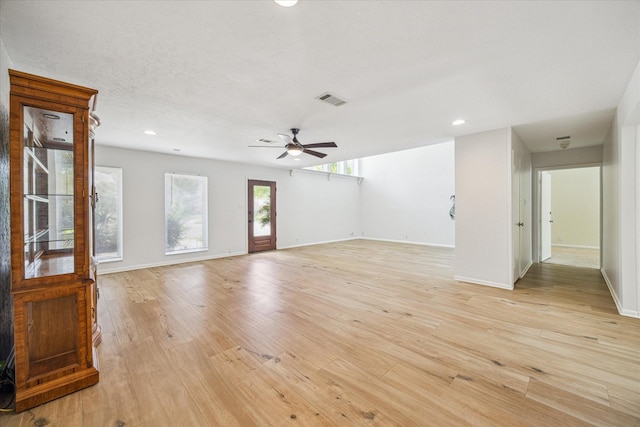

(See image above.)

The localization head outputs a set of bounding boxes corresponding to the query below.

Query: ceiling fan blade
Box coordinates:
[302,142,337,149]
[278,133,292,144]
[277,151,289,159]
[303,149,327,159]
[248,145,286,148]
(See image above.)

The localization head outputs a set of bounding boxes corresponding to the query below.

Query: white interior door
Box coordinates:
[512,151,521,283]
[540,171,552,262]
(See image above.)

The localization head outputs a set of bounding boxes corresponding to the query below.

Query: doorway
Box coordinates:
[538,166,600,269]
[248,180,276,253]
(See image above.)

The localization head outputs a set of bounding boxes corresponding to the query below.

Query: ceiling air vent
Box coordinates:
[556,135,571,149]
[316,92,347,107]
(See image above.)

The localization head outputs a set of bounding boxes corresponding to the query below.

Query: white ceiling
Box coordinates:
[1,1,639,167]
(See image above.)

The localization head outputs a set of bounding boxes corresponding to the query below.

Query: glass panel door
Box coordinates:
[253,185,271,237]
[248,180,276,253]
[22,106,75,278]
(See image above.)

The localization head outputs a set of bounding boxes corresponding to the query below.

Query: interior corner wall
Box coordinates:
[94,145,361,274]
[358,141,455,247]
[454,128,512,289]
[602,57,640,318]
[602,118,621,308]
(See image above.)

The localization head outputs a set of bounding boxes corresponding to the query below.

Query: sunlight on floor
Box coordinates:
[545,246,600,269]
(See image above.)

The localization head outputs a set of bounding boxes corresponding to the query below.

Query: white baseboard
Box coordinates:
[359,236,455,249]
[601,269,640,318]
[98,237,454,275]
[278,237,358,250]
[453,275,513,290]
[520,260,533,278]
[98,251,247,275]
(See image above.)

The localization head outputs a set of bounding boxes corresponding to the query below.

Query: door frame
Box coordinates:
[533,164,602,266]
[247,179,277,253]
[540,170,552,262]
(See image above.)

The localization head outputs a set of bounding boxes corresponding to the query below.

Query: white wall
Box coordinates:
[603,118,620,307]
[531,145,603,169]
[359,141,455,247]
[95,146,361,273]
[549,167,600,248]
[455,128,512,289]
[603,58,640,318]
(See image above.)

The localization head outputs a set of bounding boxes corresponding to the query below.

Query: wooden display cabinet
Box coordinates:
[9,70,100,412]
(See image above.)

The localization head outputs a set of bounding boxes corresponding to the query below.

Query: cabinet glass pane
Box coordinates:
[23,106,75,278]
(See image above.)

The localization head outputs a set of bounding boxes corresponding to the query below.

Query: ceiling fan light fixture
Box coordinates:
[452,119,465,126]
[274,0,298,7]
[287,145,303,156]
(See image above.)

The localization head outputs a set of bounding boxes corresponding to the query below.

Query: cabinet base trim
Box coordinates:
[15,367,99,412]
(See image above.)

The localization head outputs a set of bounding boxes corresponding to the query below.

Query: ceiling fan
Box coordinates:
[250,128,337,159]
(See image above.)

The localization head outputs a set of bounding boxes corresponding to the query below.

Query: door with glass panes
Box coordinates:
[248,180,276,253]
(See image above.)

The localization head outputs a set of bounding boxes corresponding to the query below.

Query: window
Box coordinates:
[165,173,208,254]
[95,166,123,262]
[304,159,359,176]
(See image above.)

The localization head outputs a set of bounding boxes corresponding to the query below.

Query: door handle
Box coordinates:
[549,220,554,223]
[517,222,524,227]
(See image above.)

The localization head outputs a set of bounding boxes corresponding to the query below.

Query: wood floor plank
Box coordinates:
[1,240,638,426]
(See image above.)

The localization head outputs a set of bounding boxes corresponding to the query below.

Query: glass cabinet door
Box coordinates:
[22,106,76,279]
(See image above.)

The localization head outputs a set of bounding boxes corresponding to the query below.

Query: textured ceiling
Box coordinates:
[1,1,639,167]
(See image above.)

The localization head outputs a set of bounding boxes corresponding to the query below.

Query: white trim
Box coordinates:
[358,236,455,249]
[454,275,513,290]
[278,237,358,250]
[98,251,246,275]
[100,237,454,274]
[520,260,533,278]
[601,268,640,318]
[551,243,600,250]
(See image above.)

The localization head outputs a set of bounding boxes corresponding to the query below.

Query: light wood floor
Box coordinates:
[1,240,639,426]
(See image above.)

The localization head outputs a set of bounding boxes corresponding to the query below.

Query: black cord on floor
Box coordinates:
[0,346,15,412]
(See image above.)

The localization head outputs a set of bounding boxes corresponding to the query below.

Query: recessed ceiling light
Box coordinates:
[452,119,465,126]
[293,158,300,161]
[144,130,156,135]
[43,113,60,120]
[274,0,298,7]
[173,148,181,152]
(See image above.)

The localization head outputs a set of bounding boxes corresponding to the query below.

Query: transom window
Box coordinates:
[304,159,359,176]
